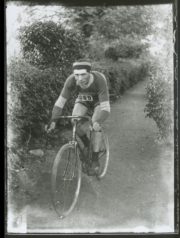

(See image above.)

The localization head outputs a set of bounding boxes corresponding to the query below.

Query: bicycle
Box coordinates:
[51,115,109,219]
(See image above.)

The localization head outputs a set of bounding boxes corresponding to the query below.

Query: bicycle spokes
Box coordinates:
[51,144,81,218]
[98,150,106,160]
[62,148,76,180]
[96,133,109,179]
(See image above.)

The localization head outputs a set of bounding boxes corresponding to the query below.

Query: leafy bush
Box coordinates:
[104,39,147,61]
[104,47,119,61]
[19,21,85,69]
[8,58,76,147]
[93,59,149,97]
[8,21,86,147]
[144,61,173,141]
[7,145,47,207]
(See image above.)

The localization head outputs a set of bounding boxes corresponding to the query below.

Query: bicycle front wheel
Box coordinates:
[97,130,110,179]
[51,143,82,219]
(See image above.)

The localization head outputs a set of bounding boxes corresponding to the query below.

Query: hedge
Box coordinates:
[144,60,174,141]
[104,39,147,61]
[19,21,85,69]
[93,59,149,98]
[8,59,75,147]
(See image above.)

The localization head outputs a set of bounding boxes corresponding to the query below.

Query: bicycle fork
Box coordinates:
[62,143,79,181]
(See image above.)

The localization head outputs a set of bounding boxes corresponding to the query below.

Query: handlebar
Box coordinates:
[58,115,91,122]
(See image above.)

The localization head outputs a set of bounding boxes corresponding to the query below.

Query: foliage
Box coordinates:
[144,6,173,141]
[68,6,153,40]
[8,145,46,206]
[19,21,86,69]
[104,47,119,61]
[65,6,152,68]
[144,60,173,141]
[68,7,106,38]
[8,58,75,147]
[8,21,86,146]
[96,6,153,40]
[93,59,149,97]
[104,38,148,60]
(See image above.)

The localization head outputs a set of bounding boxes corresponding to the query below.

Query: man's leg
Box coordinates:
[92,105,103,153]
[72,103,90,147]
[88,105,103,173]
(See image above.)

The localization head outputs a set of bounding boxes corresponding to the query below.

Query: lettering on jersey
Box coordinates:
[77,95,93,102]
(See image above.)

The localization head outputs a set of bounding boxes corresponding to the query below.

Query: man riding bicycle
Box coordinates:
[46,59,110,175]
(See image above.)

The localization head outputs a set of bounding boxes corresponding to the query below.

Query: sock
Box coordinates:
[80,135,90,148]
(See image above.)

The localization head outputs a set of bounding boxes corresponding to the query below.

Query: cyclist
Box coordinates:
[46,59,110,175]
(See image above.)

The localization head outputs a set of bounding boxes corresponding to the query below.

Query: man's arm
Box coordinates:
[50,74,75,122]
[94,106,110,124]
[96,72,110,124]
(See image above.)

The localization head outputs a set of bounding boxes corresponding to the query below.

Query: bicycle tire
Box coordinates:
[51,143,82,219]
[96,130,110,179]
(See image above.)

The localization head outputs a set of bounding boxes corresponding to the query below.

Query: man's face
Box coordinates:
[73,69,90,88]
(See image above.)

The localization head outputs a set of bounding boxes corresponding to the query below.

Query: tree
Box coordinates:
[19,21,85,69]
[63,6,154,61]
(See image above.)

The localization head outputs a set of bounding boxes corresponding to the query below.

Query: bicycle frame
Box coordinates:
[58,115,92,159]
[51,115,109,218]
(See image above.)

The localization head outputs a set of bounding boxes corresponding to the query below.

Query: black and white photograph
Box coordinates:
[6,0,177,234]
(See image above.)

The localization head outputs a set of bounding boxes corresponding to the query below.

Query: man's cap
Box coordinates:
[73,61,92,71]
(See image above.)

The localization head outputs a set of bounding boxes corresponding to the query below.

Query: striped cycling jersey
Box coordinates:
[55,71,110,112]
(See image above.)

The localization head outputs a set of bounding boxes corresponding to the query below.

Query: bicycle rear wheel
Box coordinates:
[51,143,81,218]
[96,131,109,179]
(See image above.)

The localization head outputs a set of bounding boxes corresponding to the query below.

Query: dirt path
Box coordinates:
[15,80,174,233]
